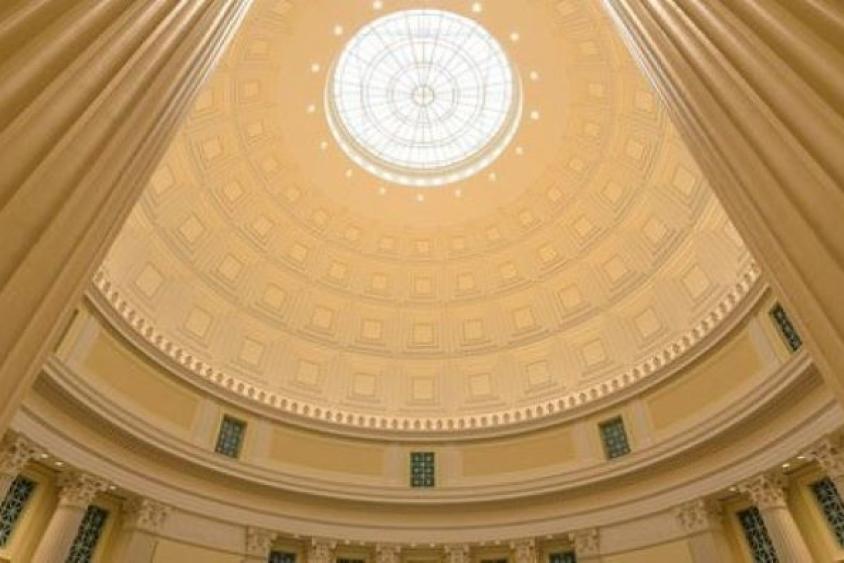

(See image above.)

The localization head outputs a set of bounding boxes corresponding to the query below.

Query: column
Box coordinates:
[0,0,255,436]
[244,526,277,563]
[572,528,601,563]
[804,435,844,494]
[0,433,39,499]
[674,499,731,563]
[737,473,812,561]
[112,497,171,563]
[600,0,844,394]
[31,472,109,563]
[307,538,336,563]
[376,544,402,563]
[444,544,470,563]
[511,538,537,563]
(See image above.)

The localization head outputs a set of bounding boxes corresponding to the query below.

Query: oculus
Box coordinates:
[326,9,522,187]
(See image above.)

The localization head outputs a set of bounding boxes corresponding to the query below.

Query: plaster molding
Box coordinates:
[123,497,171,533]
[673,499,722,534]
[571,528,600,557]
[0,432,41,477]
[57,472,110,509]
[375,543,402,563]
[88,262,761,439]
[803,435,844,479]
[38,339,812,503]
[246,526,278,557]
[510,538,536,563]
[444,544,470,563]
[737,472,788,510]
[308,538,337,563]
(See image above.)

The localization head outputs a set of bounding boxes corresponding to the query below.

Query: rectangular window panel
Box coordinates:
[0,476,36,547]
[270,551,297,563]
[550,552,577,563]
[738,507,778,563]
[66,505,109,563]
[337,558,366,563]
[812,477,844,547]
[215,415,247,458]
[410,451,435,488]
[770,303,802,352]
[480,559,508,563]
[599,417,631,460]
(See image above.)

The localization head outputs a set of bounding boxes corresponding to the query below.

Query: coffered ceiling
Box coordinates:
[98,0,755,434]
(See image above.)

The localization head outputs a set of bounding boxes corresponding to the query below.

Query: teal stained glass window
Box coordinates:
[770,303,802,352]
[66,505,109,563]
[550,552,577,563]
[410,451,435,488]
[599,417,631,460]
[0,476,36,546]
[270,551,296,563]
[812,477,844,547]
[215,415,246,458]
[738,507,778,563]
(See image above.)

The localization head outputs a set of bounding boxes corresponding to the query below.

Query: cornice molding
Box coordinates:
[86,262,762,440]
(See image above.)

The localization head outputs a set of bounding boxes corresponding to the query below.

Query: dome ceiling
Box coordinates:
[98,0,755,434]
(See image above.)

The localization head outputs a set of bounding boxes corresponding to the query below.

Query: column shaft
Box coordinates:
[0,0,254,435]
[758,506,813,562]
[31,502,88,563]
[601,0,844,396]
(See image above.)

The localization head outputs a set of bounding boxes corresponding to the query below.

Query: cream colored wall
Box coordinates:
[57,295,789,490]
[152,539,241,563]
[602,540,694,563]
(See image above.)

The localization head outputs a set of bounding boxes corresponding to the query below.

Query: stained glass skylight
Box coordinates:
[326,9,522,187]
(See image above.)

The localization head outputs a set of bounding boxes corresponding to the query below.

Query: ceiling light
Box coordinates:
[471,2,483,13]
[333,24,344,36]
[416,193,425,202]
[319,141,328,151]
[454,188,462,197]
[530,70,540,81]
[510,31,520,42]
[373,0,383,9]
[516,146,525,155]
[306,103,316,114]
[488,172,497,182]
[530,110,540,120]
[310,63,321,73]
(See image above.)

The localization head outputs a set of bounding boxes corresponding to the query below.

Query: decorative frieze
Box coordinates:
[737,473,788,510]
[57,472,109,509]
[123,498,170,533]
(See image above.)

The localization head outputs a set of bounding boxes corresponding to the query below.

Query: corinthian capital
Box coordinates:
[376,544,402,563]
[308,538,336,563]
[674,499,723,534]
[737,472,787,510]
[0,433,40,476]
[571,528,600,557]
[804,436,844,479]
[510,538,536,563]
[246,527,277,557]
[444,544,470,563]
[57,472,110,508]
[123,497,171,533]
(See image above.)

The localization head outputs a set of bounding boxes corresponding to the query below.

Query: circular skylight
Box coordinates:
[325,9,522,187]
